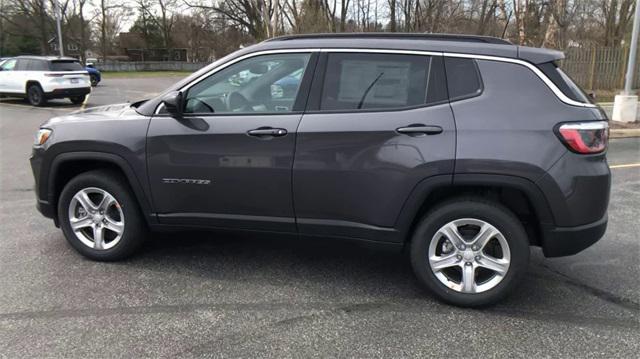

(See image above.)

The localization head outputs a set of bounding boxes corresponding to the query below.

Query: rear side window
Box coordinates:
[49,60,84,71]
[537,62,591,104]
[15,59,29,71]
[319,53,444,111]
[444,57,483,101]
[28,60,49,71]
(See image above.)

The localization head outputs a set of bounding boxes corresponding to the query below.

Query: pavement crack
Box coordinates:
[540,264,640,312]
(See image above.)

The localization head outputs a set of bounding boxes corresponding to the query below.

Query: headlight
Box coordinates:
[34,128,52,146]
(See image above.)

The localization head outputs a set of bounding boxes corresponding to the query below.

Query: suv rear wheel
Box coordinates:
[27,83,46,106]
[58,170,147,261]
[70,95,87,105]
[409,198,529,307]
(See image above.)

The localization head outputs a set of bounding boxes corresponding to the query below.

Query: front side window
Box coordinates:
[1,59,16,71]
[183,53,311,114]
[320,53,434,111]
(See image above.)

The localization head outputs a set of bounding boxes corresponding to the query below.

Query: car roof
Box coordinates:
[14,55,79,62]
[249,33,563,64]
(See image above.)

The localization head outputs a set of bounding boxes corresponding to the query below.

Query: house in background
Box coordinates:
[48,36,82,58]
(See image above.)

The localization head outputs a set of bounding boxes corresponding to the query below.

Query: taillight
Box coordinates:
[558,121,608,154]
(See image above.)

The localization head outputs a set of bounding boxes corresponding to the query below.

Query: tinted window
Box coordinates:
[15,59,29,71]
[28,60,49,71]
[537,62,591,104]
[320,53,433,111]
[50,60,84,71]
[445,57,483,100]
[183,53,311,114]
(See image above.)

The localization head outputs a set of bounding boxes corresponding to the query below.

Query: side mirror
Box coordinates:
[162,91,183,117]
[587,92,597,101]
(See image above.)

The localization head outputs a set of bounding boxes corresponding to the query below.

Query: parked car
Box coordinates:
[0,56,90,106]
[30,33,610,307]
[85,63,101,86]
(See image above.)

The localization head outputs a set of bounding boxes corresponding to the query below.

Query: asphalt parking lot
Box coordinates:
[0,77,638,358]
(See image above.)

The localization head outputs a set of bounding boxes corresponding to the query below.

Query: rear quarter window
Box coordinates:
[537,62,592,104]
[49,61,84,71]
[444,57,483,101]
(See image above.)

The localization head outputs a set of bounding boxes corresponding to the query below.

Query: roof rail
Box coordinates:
[266,32,512,45]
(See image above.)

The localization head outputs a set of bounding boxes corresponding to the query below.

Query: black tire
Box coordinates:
[27,83,46,106]
[70,95,87,105]
[58,170,147,261]
[409,197,529,307]
[90,75,98,87]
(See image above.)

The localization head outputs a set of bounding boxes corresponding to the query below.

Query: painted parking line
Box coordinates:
[610,163,640,169]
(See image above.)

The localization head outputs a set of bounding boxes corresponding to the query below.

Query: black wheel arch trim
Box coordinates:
[44,151,156,226]
[393,173,556,243]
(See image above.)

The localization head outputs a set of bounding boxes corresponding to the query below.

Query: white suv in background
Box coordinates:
[0,56,91,106]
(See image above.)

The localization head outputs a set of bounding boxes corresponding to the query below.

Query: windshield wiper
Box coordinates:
[357,72,384,109]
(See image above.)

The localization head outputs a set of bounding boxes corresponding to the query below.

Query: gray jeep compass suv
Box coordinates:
[30,33,610,307]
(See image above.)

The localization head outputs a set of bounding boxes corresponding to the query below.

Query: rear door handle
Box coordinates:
[396,125,443,136]
[247,127,288,137]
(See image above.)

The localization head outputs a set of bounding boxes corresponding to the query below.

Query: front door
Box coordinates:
[147,52,316,232]
[0,58,18,93]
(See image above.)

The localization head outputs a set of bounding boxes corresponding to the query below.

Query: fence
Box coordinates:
[562,46,640,91]
[98,61,208,72]
[97,47,640,92]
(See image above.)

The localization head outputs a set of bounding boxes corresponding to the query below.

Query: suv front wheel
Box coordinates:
[58,170,147,261]
[410,198,529,307]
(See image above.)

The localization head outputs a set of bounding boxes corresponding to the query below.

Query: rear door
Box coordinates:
[147,51,317,232]
[293,51,456,241]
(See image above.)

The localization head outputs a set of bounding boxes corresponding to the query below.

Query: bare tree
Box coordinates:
[96,0,129,61]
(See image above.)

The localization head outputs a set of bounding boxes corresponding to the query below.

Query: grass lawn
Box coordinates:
[102,71,193,78]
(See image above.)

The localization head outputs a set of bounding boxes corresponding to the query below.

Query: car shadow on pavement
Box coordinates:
[89,230,639,329]
[0,97,81,108]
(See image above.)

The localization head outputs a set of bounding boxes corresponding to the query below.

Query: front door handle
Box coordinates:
[247,127,288,138]
[396,124,443,136]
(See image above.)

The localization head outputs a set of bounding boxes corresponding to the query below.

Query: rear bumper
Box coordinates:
[45,87,90,99]
[541,213,607,257]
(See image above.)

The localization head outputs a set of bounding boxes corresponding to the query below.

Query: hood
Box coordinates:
[43,103,134,126]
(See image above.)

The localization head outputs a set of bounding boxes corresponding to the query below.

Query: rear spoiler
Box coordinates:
[517,46,564,64]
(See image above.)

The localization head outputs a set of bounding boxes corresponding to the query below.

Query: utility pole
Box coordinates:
[613,0,639,122]
[53,0,64,56]
[624,0,640,95]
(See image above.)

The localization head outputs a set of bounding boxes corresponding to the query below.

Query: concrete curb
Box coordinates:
[611,128,640,138]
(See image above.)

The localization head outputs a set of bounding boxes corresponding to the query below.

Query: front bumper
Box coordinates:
[45,87,91,99]
[30,147,57,225]
[541,214,608,257]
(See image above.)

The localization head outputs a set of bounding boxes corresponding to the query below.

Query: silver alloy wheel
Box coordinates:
[428,218,510,294]
[67,187,125,250]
